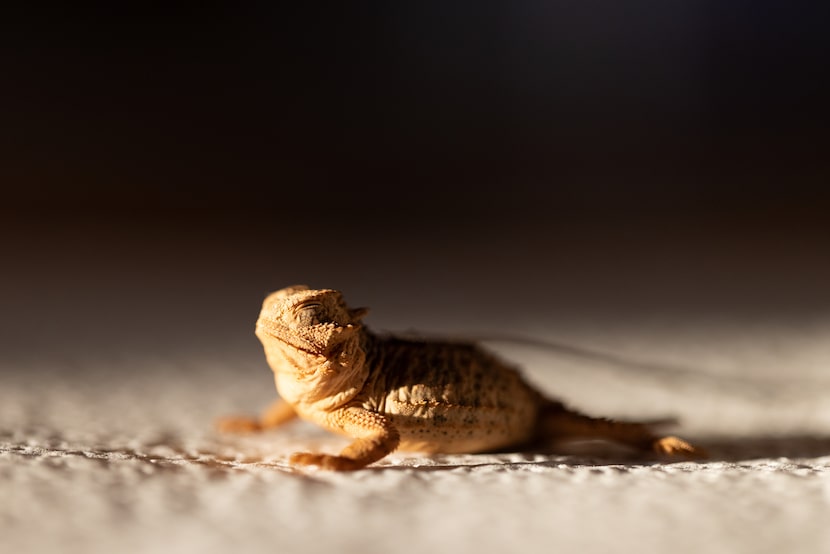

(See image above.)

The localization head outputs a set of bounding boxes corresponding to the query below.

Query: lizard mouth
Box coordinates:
[255,319,355,355]
[257,327,321,356]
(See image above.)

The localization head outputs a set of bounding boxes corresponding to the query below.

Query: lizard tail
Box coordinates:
[537,401,686,453]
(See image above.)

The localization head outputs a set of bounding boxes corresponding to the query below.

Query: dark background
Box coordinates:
[2,3,829,367]
[3,2,828,222]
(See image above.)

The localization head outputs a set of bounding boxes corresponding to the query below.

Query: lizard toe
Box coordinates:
[652,436,707,459]
[289,452,366,471]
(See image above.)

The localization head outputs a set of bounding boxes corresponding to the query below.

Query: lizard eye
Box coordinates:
[295,302,323,326]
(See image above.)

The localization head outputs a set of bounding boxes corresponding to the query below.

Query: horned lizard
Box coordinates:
[217,285,702,470]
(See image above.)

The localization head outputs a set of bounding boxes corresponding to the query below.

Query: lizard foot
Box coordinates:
[215,416,262,434]
[289,452,367,471]
[652,436,707,459]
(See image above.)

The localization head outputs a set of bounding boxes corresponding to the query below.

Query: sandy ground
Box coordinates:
[3,221,830,554]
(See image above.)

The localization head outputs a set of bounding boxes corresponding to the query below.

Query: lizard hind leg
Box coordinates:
[215,398,297,434]
[538,401,704,458]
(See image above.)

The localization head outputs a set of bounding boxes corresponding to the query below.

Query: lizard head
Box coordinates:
[255,285,368,356]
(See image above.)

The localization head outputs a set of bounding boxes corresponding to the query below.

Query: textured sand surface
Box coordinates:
[3,224,830,554]
[3,334,830,554]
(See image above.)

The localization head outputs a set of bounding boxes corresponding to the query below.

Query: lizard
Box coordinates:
[216,285,703,470]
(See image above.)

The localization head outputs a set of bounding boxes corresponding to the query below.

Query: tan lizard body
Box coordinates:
[217,285,702,470]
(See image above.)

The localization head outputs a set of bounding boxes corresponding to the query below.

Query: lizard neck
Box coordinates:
[266,330,369,413]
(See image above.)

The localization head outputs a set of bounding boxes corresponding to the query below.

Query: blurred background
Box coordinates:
[4,9,830,554]
[2,3,828,406]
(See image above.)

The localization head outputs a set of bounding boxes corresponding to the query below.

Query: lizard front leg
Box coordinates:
[290,406,400,471]
[215,398,297,433]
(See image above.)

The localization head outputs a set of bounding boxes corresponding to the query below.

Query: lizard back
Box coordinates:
[357,333,545,453]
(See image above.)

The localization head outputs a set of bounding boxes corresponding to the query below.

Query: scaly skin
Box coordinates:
[217,285,703,470]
